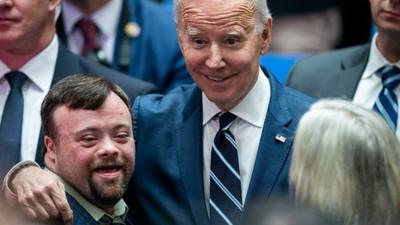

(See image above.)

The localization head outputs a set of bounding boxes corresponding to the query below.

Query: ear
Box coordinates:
[177,29,185,54]
[260,16,272,55]
[48,0,61,12]
[44,135,57,169]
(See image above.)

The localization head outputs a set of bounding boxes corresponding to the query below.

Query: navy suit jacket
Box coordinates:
[286,44,370,99]
[67,193,135,225]
[33,42,156,166]
[126,72,314,225]
[57,0,192,93]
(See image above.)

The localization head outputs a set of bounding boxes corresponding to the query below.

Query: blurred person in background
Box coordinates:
[57,0,192,93]
[268,0,372,52]
[290,99,400,225]
[286,0,400,137]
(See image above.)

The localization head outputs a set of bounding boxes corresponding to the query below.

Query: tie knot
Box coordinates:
[99,214,126,225]
[218,112,236,131]
[378,65,400,90]
[5,71,27,89]
[76,18,100,54]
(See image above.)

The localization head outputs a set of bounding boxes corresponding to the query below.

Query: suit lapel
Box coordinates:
[66,194,98,225]
[244,74,293,207]
[176,88,210,225]
[337,44,370,98]
[324,44,370,99]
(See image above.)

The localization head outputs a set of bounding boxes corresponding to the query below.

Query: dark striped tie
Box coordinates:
[210,112,242,225]
[373,65,400,131]
[0,71,27,179]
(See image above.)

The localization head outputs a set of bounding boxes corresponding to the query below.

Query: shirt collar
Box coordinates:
[363,33,400,80]
[62,0,123,40]
[0,36,57,92]
[47,169,128,222]
[203,67,270,128]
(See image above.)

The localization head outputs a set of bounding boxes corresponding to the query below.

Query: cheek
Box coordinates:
[182,49,206,70]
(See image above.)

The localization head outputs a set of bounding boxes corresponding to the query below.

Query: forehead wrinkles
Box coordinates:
[181,3,255,31]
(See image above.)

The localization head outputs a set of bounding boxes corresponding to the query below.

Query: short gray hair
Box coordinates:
[173,0,270,33]
[290,99,400,225]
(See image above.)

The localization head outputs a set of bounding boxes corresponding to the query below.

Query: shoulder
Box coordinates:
[79,57,157,98]
[282,86,315,116]
[289,44,369,75]
[133,84,198,117]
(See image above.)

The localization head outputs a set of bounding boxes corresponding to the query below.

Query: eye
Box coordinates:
[191,37,208,48]
[80,135,98,147]
[223,37,241,47]
[114,131,131,144]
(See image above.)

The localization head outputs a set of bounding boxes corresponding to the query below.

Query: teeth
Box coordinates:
[208,76,225,81]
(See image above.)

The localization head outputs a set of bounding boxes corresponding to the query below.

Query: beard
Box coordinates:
[88,158,133,207]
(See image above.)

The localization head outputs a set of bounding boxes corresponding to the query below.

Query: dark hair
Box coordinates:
[41,74,131,139]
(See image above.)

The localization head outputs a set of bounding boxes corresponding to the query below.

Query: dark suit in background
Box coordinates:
[285,44,369,99]
[57,0,192,93]
[127,73,314,225]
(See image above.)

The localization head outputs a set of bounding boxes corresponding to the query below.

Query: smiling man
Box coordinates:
[17,74,136,225]
[7,0,314,225]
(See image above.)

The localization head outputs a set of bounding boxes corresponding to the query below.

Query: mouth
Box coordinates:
[205,74,235,82]
[382,9,400,18]
[94,165,123,179]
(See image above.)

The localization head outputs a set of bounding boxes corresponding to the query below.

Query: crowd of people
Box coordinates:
[0,0,399,225]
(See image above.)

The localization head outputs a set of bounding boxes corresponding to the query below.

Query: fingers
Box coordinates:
[15,178,61,221]
[51,183,73,225]
[11,167,71,223]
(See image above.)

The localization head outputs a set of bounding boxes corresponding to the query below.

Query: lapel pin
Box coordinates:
[124,22,141,38]
[275,134,286,143]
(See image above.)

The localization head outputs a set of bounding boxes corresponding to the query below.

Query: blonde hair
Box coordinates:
[290,99,400,225]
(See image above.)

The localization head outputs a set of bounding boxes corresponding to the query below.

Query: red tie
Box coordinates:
[76,18,100,55]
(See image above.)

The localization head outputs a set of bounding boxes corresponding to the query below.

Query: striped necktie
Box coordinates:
[373,65,400,131]
[210,112,242,225]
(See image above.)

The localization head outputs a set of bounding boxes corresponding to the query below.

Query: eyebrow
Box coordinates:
[226,31,241,36]
[75,123,132,134]
[186,26,201,36]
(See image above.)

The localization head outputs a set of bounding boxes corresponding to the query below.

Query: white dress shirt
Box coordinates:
[202,68,270,213]
[353,33,400,138]
[61,0,123,63]
[0,37,57,161]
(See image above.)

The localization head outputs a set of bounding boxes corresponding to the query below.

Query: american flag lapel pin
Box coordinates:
[275,134,286,143]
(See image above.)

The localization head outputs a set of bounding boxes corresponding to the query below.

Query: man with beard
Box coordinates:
[6,74,136,225]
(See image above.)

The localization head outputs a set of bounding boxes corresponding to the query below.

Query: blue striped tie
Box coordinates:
[0,71,27,179]
[373,65,400,131]
[210,112,242,225]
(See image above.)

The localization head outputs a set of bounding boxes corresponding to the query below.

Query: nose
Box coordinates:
[205,44,226,69]
[0,0,12,7]
[97,136,119,157]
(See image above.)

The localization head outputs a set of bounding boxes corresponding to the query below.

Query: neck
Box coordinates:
[376,32,400,63]
[0,29,54,70]
[68,0,110,15]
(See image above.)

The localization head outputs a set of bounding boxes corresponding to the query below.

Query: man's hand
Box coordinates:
[10,166,73,225]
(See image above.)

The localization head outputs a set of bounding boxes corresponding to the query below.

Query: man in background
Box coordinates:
[58,0,192,93]
[286,0,400,136]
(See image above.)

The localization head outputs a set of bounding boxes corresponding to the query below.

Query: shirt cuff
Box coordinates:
[2,160,40,205]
